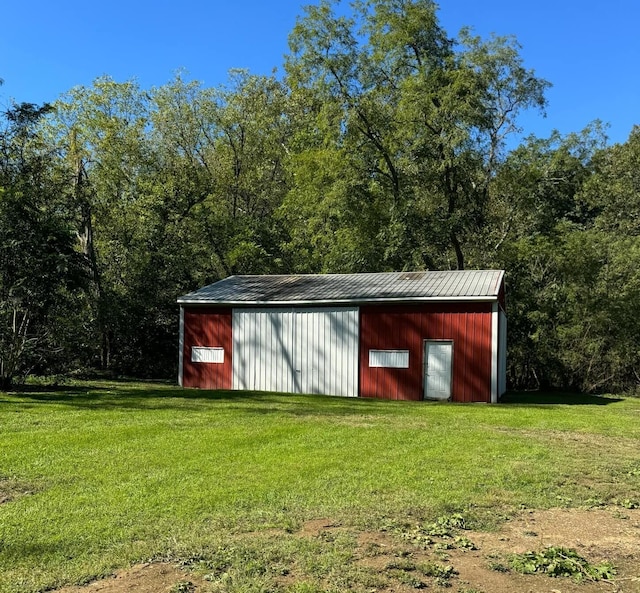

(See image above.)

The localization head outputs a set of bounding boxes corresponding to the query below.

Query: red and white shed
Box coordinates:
[177,270,506,403]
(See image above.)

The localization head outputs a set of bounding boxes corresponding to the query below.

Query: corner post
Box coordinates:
[491,301,499,403]
[178,306,185,386]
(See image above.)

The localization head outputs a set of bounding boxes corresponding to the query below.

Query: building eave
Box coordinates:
[176,295,499,306]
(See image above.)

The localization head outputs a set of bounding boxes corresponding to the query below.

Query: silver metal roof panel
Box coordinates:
[177,270,504,305]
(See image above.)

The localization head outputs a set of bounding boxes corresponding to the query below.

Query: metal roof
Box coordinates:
[177,270,504,305]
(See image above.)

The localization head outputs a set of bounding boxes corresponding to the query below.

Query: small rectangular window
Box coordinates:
[191,346,224,364]
[369,349,409,368]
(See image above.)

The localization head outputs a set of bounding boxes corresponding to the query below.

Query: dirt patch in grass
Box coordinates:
[51,507,640,593]
[438,507,640,593]
[54,563,204,593]
[0,477,37,505]
[495,426,640,453]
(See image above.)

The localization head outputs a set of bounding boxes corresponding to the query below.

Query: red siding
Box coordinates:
[359,303,493,403]
[182,307,233,389]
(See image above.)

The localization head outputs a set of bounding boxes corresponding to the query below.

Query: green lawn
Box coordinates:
[1,382,639,592]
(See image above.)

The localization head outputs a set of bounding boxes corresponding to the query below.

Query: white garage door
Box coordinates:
[232,307,359,397]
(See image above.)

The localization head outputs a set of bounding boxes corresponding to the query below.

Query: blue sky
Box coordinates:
[2,0,638,145]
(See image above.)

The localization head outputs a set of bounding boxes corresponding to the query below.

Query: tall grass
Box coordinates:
[1,382,639,592]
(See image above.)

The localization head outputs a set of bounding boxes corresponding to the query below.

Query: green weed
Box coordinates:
[487,560,510,573]
[400,514,476,553]
[418,562,457,587]
[509,546,616,581]
[169,582,195,593]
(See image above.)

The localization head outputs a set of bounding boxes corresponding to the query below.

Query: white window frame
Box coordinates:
[369,349,410,368]
[191,346,225,364]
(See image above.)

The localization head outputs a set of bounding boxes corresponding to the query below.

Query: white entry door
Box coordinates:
[423,341,453,400]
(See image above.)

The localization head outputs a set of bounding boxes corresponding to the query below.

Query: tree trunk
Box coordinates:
[450,231,465,270]
[72,146,109,369]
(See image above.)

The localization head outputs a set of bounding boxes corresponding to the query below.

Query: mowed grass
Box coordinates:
[1,382,640,592]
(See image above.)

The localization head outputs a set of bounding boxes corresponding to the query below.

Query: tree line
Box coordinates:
[1,0,639,393]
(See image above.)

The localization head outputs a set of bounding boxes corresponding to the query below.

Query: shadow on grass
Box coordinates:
[2,381,625,412]
[500,391,623,405]
[1,384,396,416]
[7,384,112,394]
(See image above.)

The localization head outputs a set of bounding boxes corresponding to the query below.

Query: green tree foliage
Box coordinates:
[584,125,640,235]
[0,103,85,388]
[488,125,640,392]
[282,0,548,271]
[43,72,291,377]
[1,4,639,393]
[49,77,153,372]
[150,71,290,278]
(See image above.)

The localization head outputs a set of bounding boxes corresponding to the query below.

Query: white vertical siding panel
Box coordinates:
[252,312,259,389]
[340,309,352,396]
[274,312,282,391]
[301,309,313,394]
[336,311,340,394]
[232,310,243,390]
[287,310,297,393]
[326,311,333,393]
[279,310,293,393]
[319,312,326,394]
[272,311,280,391]
[255,312,263,390]
[232,307,359,397]
[294,309,302,392]
[250,312,257,389]
[262,312,268,389]
[288,310,296,393]
[326,311,334,395]
[272,310,278,391]
[316,311,324,395]
[310,311,318,393]
[270,311,278,391]
[491,302,499,403]
[342,309,350,394]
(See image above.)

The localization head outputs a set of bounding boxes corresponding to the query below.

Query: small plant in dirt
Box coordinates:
[400,514,476,552]
[386,558,416,571]
[487,559,510,573]
[616,498,640,509]
[418,562,457,587]
[453,536,476,550]
[509,546,616,582]
[386,558,457,589]
[583,497,607,508]
[402,529,435,548]
[361,541,385,557]
[395,572,427,589]
[286,583,328,593]
[434,541,454,552]
[429,513,466,535]
[555,494,573,506]
[170,581,195,593]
